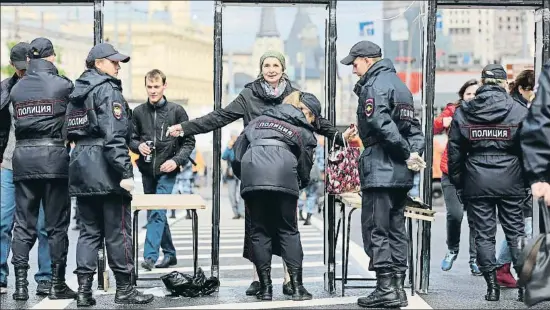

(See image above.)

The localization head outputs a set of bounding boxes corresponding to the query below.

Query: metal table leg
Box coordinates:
[132,210,140,286]
[340,202,346,297]
[191,209,199,277]
[344,208,356,285]
[408,217,415,296]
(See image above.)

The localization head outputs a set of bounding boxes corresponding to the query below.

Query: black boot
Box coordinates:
[288,267,312,301]
[304,213,312,226]
[12,266,29,301]
[256,267,273,301]
[185,210,192,220]
[114,272,154,304]
[482,270,500,301]
[357,271,400,308]
[49,264,77,300]
[299,211,306,221]
[513,265,524,302]
[76,274,96,307]
[393,271,408,307]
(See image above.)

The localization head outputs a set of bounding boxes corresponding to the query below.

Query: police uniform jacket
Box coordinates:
[0,74,18,160]
[232,104,318,198]
[65,68,133,197]
[521,61,550,186]
[9,59,73,181]
[448,84,528,199]
[354,59,425,189]
[129,97,195,178]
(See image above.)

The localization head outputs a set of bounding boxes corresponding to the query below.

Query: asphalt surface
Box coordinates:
[1,171,548,309]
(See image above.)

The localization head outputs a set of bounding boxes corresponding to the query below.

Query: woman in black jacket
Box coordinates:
[232,91,328,301]
[166,51,356,295]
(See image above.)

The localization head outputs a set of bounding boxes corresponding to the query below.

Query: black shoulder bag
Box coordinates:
[518,198,550,307]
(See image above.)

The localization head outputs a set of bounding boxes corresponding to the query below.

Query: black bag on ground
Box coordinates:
[161,267,220,297]
[518,198,550,307]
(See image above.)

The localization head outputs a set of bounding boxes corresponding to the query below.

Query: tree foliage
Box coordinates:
[1,41,66,77]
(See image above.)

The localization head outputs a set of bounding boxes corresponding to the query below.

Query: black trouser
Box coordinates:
[74,194,134,275]
[441,174,476,261]
[361,188,409,273]
[11,179,71,267]
[246,191,303,270]
[465,197,525,273]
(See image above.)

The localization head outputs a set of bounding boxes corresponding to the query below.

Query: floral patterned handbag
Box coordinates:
[326,134,361,194]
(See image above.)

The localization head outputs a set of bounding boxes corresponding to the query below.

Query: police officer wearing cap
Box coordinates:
[232,91,329,301]
[65,42,153,306]
[447,64,528,302]
[341,41,425,308]
[9,37,75,301]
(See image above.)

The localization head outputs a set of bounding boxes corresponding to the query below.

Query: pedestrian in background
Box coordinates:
[222,131,245,219]
[434,79,481,276]
[0,41,52,296]
[129,69,196,271]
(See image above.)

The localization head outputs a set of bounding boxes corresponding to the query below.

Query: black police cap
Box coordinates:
[10,42,30,70]
[481,64,507,80]
[29,37,55,59]
[341,41,382,65]
[86,43,130,63]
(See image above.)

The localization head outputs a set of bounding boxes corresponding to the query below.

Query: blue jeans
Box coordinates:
[497,217,533,266]
[298,182,319,214]
[0,168,51,284]
[408,173,421,198]
[143,174,177,262]
[226,178,244,217]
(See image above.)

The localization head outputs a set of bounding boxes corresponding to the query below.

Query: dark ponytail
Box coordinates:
[509,69,535,93]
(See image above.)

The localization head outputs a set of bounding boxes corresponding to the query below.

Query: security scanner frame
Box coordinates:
[3,0,548,298]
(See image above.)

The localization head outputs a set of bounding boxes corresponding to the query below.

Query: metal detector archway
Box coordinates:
[418,0,550,295]
[211,0,338,293]
[1,0,106,288]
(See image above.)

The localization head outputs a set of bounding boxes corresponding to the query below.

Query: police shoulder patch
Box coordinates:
[365,98,375,117]
[256,120,296,138]
[396,103,415,121]
[112,102,123,120]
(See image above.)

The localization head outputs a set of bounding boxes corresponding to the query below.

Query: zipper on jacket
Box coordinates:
[153,110,157,178]
[161,122,165,142]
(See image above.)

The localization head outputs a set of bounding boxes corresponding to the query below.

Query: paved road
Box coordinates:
[341,197,550,310]
[1,174,548,309]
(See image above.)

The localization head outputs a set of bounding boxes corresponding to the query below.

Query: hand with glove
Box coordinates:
[406,152,427,172]
[120,178,135,193]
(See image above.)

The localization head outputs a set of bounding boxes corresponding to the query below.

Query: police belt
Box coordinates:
[76,138,104,146]
[469,150,515,157]
[249,139,291,152]
[16,138,66,147]
[363,136,379,148]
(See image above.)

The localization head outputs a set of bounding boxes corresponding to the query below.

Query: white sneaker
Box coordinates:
[0,286,7,294]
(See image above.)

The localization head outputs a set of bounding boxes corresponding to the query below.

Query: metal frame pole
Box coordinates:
[417,0,437,295]
[323,0,337,294]
[211,0,223,281]
[93,0,103,45]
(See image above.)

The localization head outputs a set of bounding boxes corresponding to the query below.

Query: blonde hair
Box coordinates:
[482,78,507,89]
[282,91,302,109]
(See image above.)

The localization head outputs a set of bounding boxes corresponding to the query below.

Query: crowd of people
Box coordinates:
[0,34,548,309]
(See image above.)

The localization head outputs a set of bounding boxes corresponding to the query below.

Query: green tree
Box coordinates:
[1,41,66,77]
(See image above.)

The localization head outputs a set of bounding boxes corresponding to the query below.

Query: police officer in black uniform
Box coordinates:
[341,41,425,308]
[521,61,550,217]
[65,43,153,306]
[447,64,528,302]
[232,91,322,301]
[9,37,76,301]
